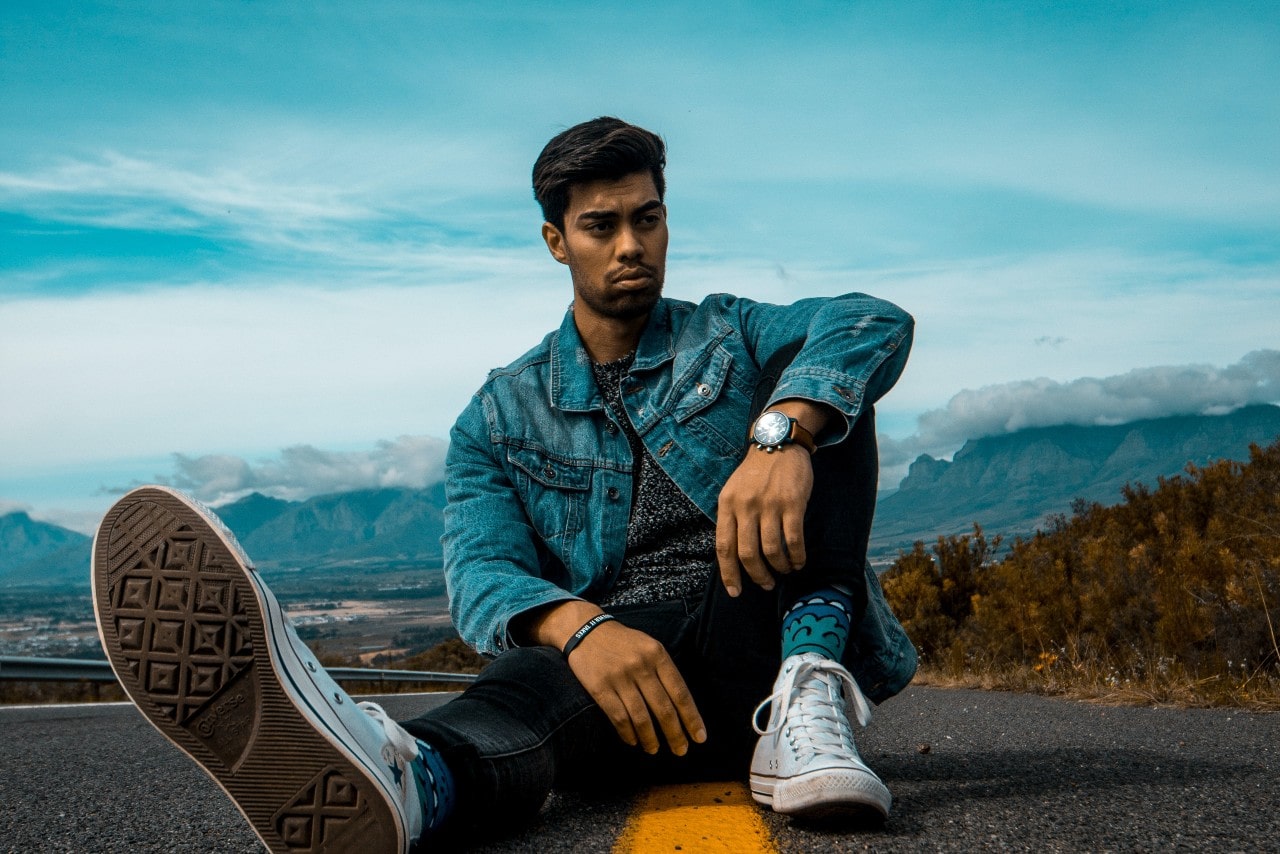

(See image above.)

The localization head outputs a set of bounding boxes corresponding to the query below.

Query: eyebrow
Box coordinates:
[576,199,664,223]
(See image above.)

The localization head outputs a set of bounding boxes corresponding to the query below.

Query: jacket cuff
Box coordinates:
[767,368,868,446]
[485,591,585,655]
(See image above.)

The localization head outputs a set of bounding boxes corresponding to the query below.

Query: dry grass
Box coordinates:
[911,662,1280,711]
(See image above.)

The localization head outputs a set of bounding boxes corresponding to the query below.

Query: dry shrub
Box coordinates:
[882,439,1280,709]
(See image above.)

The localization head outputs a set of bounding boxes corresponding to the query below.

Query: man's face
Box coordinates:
[542,170,668,326]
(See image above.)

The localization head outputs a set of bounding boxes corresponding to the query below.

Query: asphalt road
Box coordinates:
[3,686,1276,852]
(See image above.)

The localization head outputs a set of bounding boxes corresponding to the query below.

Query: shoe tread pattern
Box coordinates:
[93,488,398,854]
[274,765,382,851]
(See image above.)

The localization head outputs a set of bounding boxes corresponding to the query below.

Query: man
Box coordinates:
[93,117,915,853]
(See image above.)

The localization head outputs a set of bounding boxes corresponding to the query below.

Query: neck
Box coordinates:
[574,310,648,363]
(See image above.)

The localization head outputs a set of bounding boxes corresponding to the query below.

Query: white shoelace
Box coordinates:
[753,657,873,762]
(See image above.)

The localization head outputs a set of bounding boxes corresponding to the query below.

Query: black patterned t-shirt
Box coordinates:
[590,354,716,606]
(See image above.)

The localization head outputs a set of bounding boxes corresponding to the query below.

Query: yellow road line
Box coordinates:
[612,781,777,853]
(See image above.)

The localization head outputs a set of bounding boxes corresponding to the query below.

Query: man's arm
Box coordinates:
[716,294,914,594]
[442,395,587,654]
[736,293,913,445]
[444,394,705,755]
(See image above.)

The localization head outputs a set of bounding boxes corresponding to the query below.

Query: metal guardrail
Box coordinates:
[0,656,114,682]
[326,666,478,684]
[0,655,478,685]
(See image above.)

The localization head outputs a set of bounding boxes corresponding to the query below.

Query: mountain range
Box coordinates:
[215,482,446,566]
[0,511,93,587]
[4,405,1279,587]
[870,403,1280,555]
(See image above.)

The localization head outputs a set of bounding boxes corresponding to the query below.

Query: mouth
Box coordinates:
[611,268,655,288]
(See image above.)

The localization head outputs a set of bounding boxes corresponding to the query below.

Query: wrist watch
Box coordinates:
[750,410,817,454]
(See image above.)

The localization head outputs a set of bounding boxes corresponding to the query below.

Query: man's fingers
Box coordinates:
[759,514,792,573]
[656,662,707,748]
[782,509,806,570]
[736,515,774,590]
[619,689,661,754]
[636,675,689,755]
[595,691,640,747]
[715,511,743,596]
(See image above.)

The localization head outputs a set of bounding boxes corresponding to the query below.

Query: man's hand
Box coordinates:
[515,600,707,755]
[716,398,831,597]
[716,443,813,596]
[567,619,706,755]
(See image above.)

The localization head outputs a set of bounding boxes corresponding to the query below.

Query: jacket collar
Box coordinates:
[550,299,677,412]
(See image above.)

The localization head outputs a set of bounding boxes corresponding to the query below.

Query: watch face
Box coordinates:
[753,411,791,446]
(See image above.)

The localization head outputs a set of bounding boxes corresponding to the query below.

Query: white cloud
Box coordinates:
[132,434,449,507]
[0,152,369,231]
[841,249,1280,426]
[0,131,534,276]
[880,350,1280,472]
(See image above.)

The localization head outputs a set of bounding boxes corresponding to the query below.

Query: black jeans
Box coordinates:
[399,347,879,828]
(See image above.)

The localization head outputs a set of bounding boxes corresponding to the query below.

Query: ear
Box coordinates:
[542,222,569,265]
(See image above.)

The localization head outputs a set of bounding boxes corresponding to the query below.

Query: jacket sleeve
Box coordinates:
[441,392,581,655]
[733,293,914,445]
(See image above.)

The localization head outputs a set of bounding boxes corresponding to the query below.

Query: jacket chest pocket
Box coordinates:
[672,348,750,458]
[506,445,591,544]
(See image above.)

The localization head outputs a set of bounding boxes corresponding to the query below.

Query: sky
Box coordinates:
[2,1,1278,534]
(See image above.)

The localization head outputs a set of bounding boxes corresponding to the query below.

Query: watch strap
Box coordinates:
[788,420,817,454]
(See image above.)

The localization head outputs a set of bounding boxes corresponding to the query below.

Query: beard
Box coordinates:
[574,275,664,321]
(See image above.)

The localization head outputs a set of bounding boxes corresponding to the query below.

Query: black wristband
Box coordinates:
[561,613,615,659]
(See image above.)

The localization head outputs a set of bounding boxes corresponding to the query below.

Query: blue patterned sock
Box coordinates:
[411,738,456,836]
[781,585,856,661]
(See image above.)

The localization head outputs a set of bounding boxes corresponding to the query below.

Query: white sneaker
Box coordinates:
[749,653,891,820]
[92,486,430,853]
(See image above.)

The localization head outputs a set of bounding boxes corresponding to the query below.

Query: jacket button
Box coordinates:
[543,465,556,479]
[696,382,712,397]
[605,421,618,434]
[607,486,620,500]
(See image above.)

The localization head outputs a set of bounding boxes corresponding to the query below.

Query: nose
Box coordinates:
[616,224,643,262]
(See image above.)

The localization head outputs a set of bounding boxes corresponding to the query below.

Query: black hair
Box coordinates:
[532,117,666,231]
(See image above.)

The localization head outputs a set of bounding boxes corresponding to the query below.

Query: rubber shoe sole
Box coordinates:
[751,766,891,821]
[92,486,404,853]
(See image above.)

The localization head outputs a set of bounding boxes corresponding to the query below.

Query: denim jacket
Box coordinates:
[442,292,917,702]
